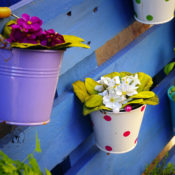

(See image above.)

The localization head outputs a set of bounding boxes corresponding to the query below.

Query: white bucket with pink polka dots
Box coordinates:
[132,0,175,24]
[90,105,146,154]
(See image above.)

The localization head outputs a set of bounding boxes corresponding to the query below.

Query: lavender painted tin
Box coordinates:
[0,48,64,125]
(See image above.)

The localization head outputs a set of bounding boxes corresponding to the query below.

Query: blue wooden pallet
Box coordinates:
[0,0,174,174]
[0,21,174,174]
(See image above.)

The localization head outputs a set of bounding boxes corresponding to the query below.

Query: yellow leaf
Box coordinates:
[83,105,110,116]
[72,81,89,103]
[85,94,103,108]
[137,72,153,92]
[85,78,99,95]
[143,95,159,105]
[103,72,120,78]
[63,35,90,48]
[129,91,155,99]
[122,99,144,108]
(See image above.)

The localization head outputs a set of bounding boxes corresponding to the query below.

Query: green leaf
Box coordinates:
[35,132,41,153]
[85,78,99,95]
[172,95,175,102]
[28,154,42,175]
[164,62,175,75]
[2,19,17,39]
[72,80,89,103]
[143,95,159,105]
[45,168,52,175]
[129,91,155,99]
[103,72,120,78]
[83,105,110,116]
[137,72,153,92]
[23,164,35,175]
[85,94,103,108]
[122,99,144,108]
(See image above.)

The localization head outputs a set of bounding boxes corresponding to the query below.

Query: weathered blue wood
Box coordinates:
[57,52,97,95]
[65,70,175,175]
[69,135,96,167]
[0,0,134,75]
[89,22,175,80]
[0,0,21,7]
[0,22,174,172]
[58,21,175,95]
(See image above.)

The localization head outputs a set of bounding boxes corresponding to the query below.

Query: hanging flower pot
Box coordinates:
[91,105,146,153]
[73,72,159,154]
[132,0,175,24]
[0,48,63,125]
[0,13,90,125]
[164,61,175,134]
[167,86,175,134]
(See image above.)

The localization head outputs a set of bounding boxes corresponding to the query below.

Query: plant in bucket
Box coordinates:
[132,0,175,24]
[73,72,159,154]
[164,61,175,134]
[0,12,90,126]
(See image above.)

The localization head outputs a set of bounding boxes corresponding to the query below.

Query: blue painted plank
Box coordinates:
[58,20,175,95]
[69,134,96,167]
[0,0,134,75]
[0,22,174,171]
[57,52,97,95]
[88,21,175,80]
[66,70,175,175]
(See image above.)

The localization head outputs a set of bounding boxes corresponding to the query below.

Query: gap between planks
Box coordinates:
[142,136,175,175]
[96,21,152,66]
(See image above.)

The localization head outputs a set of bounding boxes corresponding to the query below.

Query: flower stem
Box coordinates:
[11,13,20,19]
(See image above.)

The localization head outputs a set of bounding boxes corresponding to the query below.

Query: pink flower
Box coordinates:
[7,13,65,47]
[39,29,65,47]
[17,13,43,32]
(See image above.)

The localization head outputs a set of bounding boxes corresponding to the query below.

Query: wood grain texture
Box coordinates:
[96,21,152,65]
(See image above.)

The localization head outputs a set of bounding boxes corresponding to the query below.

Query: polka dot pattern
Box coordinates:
[135,0,141,4]
[146,15,153,21]
[141,105,145,112]
[123,131,131,137]
[105,146,112,151]
[134,11,138,18]
[125,105,132,112]
[104,115,112,121]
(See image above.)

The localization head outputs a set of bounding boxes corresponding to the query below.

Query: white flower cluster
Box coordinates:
[95,74,141,113]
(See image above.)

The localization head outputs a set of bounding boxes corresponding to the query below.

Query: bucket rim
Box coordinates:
[11,47,65,53]
[99,104,145,114]
[167,85,175,102]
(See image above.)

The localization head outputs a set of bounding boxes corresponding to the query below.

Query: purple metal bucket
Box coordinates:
[0,48,64,125]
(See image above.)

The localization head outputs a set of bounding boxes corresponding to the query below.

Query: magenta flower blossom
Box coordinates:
[8,13,65,47]
[39,29,65,47]
[17,13,43,32]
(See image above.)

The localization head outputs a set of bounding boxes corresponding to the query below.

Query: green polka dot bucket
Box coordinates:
[132,0,175,24]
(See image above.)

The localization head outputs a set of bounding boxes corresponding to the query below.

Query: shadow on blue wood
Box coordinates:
[0,20,174,172]
[57,52,97,95]
[0,0,21,7]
